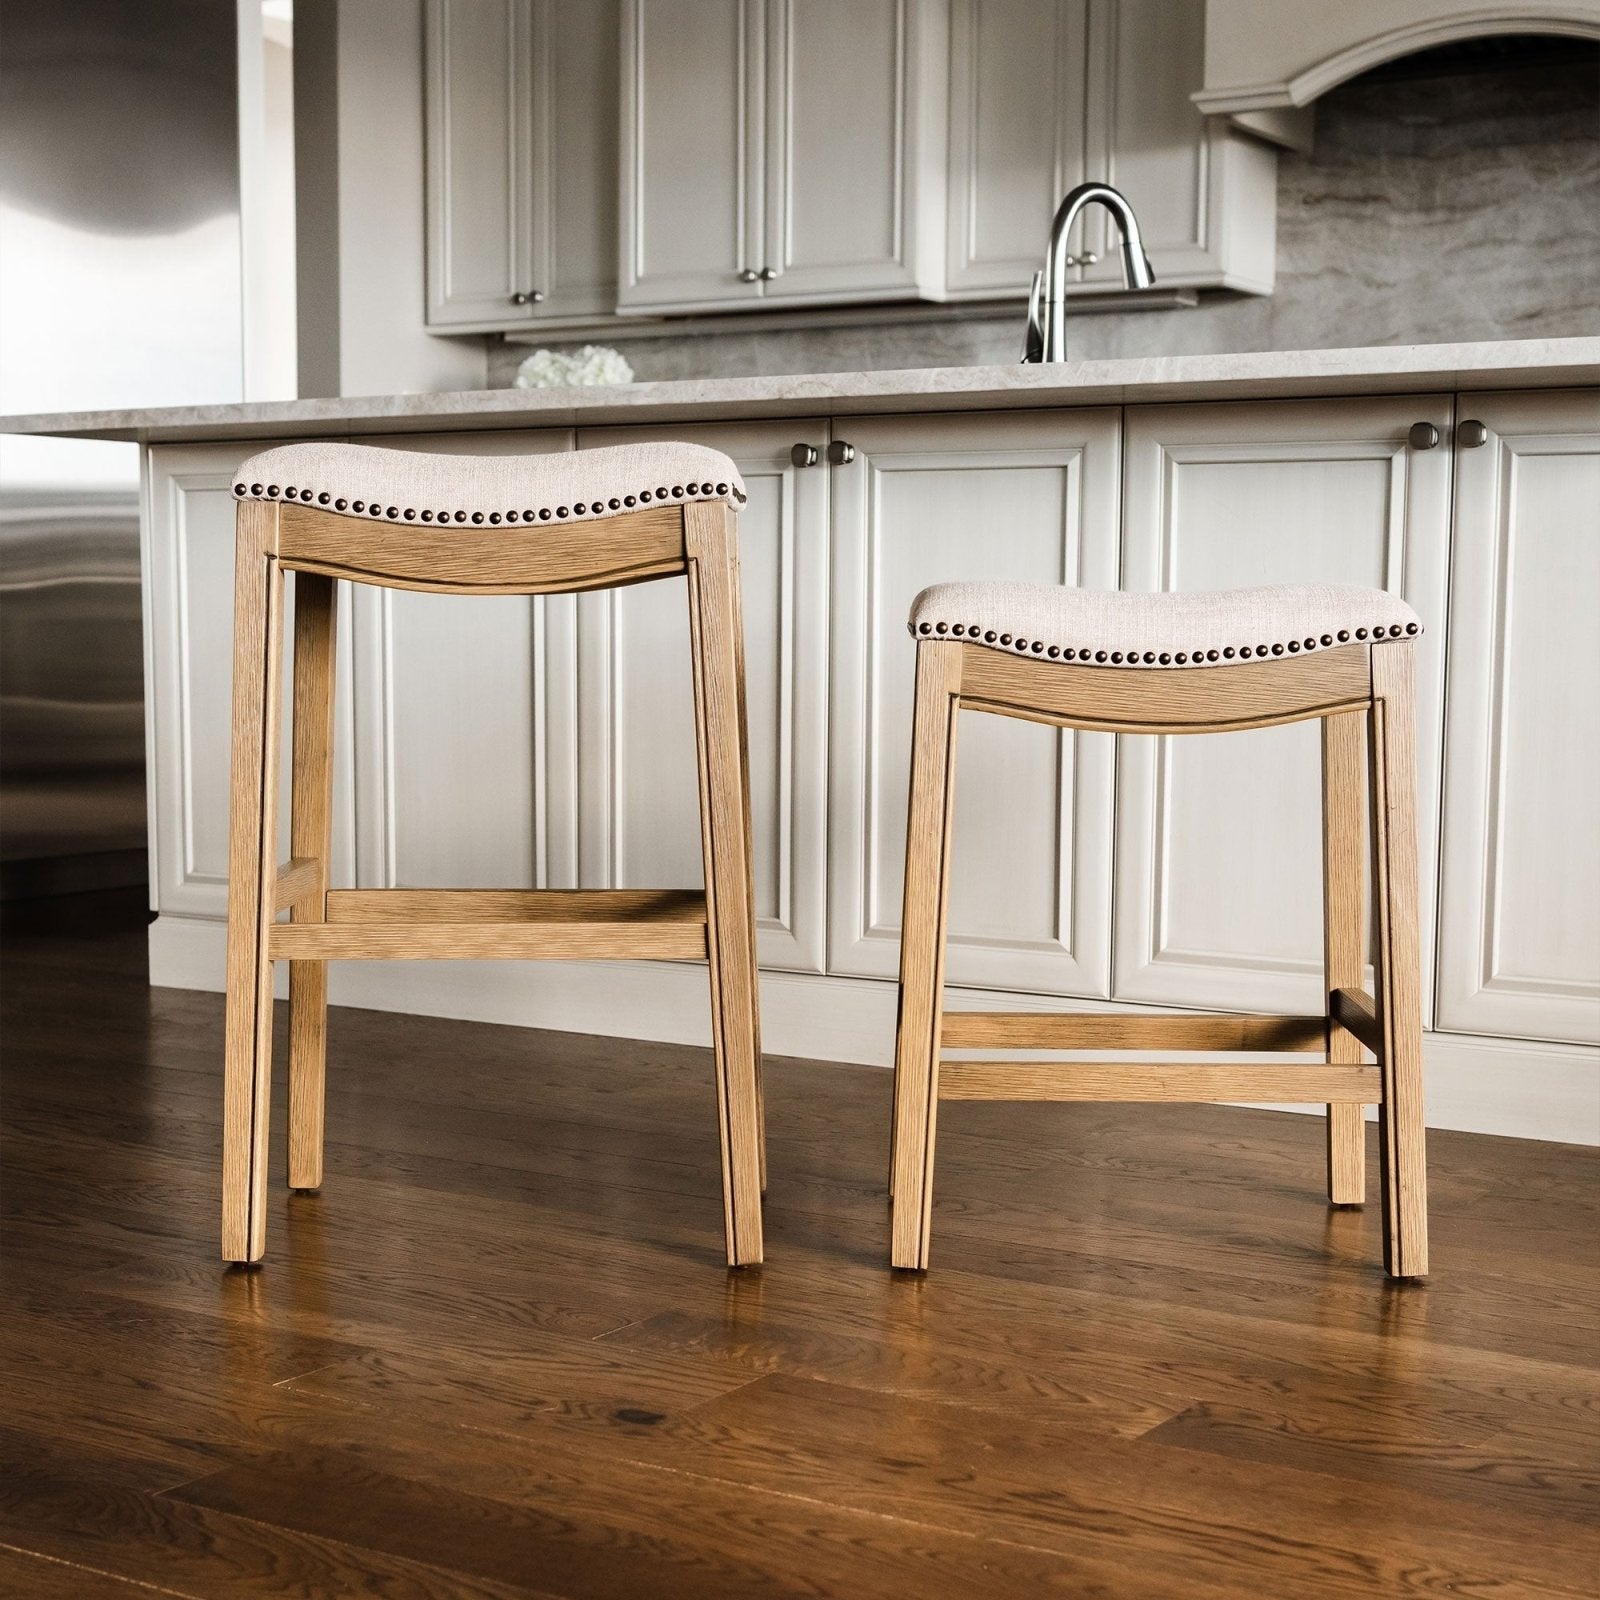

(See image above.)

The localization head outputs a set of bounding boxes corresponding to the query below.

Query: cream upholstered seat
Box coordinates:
[909,581,1421,668]
[232,440,746,529]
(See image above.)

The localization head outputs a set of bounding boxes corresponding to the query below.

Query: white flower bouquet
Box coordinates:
[514,345,635,388]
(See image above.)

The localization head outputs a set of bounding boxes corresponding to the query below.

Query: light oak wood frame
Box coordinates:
[222,498,765,1269]
[889,639,1428,1279]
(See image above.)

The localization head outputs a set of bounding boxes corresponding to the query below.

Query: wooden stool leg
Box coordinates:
[725,536,767,1193]
[287,573,337,1192]
[222,506,285,1263]
[1321,709,1367,1205]
[890,641,964,1271]
[1369,643,1429,1278]
[685,503,764,1267]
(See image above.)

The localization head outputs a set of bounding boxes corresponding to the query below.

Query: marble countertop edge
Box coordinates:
[4,339,1597,445]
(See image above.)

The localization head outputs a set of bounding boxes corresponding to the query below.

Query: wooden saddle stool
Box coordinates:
[891,580,1429,1280]
[223,441,765,1268]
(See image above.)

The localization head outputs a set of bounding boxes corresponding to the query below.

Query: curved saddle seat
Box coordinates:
[909,580,1421,668]
[232,440,746,528]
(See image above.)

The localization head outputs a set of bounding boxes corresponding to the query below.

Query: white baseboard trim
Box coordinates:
[150,915,1599,1145]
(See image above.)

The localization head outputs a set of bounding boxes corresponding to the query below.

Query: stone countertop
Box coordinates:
[4,339,1598,445]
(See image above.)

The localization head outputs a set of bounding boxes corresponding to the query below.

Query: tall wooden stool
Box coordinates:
[890,581,1428,1279]
[223,441,764,1268]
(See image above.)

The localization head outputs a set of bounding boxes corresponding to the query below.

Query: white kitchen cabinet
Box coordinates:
[619,0,947,313]
[944,0,1090,297]
[566,420,831,972]
[145,445,358,920]
[425,0,619,329]
[1079,0,1275,294]
[946,0,1276,302]
[827,408,1120,993]
[1113,396,1453,1019]
[1435,390,1600,1046]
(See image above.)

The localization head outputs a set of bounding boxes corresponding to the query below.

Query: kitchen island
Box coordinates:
[7,338,1598,1142]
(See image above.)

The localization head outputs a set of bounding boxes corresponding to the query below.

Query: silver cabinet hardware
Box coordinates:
[827,440,855,465]
[789,443,819,468]
[510,290,545,306]
[1064,251,1100,267]
[1408,422,1440,450]
[758,266,780,280]
[1459,420,1489,448]
[738,268,760,283]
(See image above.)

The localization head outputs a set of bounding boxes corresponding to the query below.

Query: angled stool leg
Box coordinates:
[725,536,767,1193]
[222,505,285,1263]
[1321,709,1367,1205]
[685,502,765,1267]
[286,573,337,1192]
[890,641,964,1271]
[1369,643,1429,1278]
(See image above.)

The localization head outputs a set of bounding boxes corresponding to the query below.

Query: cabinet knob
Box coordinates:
[1064,251,1099,268]
[510,290,544,306]
[738,268,760,283]
[1458,419,1489,448]
[758,266,781,281]
[1408,422,1440,450]
[827,440,855,466]
[789,443,819,468]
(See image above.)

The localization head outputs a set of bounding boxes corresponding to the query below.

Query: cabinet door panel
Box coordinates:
[764,0,928,299]
[1115,397,1451,1017]
[619,0,763,310]
[829,410,1119,994]
[534,0,621,320]
[946,0,1088,297]
[1080,0,1274,293]
[1437,391,1600,1045]
[570,421,829,972]
[146,445,356,918]
[348,432,572,890]
[425,0,536,327]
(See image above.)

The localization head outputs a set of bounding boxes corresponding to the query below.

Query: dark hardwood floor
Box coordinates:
[2,890,1597,1599]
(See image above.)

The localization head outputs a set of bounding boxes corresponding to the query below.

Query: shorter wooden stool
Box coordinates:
[890,581,1428,1279]
[223,441,764,1268]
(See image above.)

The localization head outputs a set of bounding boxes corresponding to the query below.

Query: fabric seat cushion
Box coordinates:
[232,440,745,529]
[909,581,1421,667]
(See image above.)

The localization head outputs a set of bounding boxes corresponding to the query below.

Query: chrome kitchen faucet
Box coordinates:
[1023,182,1155,362]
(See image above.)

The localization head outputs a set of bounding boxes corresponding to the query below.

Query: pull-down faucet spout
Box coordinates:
[1023,182,1154,363]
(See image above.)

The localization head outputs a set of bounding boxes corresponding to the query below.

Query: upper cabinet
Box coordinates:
[424,0,619,330]
[618,0,949,313]
[425,0,1280,331]
[946,0,1276,301]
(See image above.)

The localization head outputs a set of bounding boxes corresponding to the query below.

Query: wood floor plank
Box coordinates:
[4,892,1598,1600]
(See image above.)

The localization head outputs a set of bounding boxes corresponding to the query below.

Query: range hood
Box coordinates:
[1195,1,1600,148]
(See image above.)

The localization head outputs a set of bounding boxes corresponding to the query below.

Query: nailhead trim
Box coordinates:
[231,477,748,526]
[911,616,1423,663]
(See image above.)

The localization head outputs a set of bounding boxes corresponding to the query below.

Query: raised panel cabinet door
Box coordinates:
[1114,396,1452,1018]
[618,0,765,311]
[1078,0,1274,294]
[828,409,1120,994]
[567,421,829,972]
[145,445,356,921]
[1436,390,1600,1046]
[761,0,945,301]
[945,0,1089,298]
[530,0,621,321]
[424,0,538,327]
[346,431,573,891]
